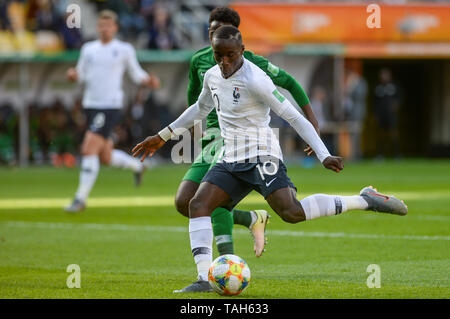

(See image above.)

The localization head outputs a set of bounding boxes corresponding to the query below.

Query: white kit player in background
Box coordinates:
[132,26,408,293]
[65,10,161,212]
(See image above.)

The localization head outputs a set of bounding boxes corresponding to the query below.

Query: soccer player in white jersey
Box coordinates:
[65,10,160,212]
[132,26,408,293]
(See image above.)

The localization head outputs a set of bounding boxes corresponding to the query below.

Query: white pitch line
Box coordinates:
[0,191,449,210]
[1,221,449,241]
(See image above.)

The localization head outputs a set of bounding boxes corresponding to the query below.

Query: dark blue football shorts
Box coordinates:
[84,108,122,139]
[202,156,297,208]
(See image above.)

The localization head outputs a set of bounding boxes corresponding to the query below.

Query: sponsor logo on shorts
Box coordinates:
[265,177,277,187]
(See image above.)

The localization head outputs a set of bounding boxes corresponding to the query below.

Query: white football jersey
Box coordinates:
[168,58,331,163]
[201,59,283,162]
[76,39,149,109]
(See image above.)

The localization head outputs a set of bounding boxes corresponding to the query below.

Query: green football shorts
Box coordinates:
[182,135,224,184]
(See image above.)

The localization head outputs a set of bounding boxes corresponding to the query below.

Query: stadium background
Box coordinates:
[0,0,449,300]
[1,0,450,166]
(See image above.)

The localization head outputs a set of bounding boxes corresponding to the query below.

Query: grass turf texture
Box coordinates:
[0,159,449,299]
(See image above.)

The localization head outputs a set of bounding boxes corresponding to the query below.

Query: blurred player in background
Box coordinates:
[174,7,320,259]
[65,10,160,212]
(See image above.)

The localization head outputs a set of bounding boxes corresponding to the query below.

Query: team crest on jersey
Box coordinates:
[233,87,240,103]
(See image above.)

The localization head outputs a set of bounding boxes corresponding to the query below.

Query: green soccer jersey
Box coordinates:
[187,46,310,130]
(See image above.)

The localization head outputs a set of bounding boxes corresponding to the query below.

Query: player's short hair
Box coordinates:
[213,25,242,43]
[209,7,240,28]
[98,9,118,24]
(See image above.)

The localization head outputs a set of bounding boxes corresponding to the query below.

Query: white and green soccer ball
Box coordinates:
[208,254,251,296]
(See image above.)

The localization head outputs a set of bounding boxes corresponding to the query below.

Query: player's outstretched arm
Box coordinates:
[322,156,344,173]
[132,135,166,162]
[302,103,320,156]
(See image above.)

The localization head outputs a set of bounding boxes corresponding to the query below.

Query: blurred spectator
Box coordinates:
[27,0,65,51]
[28,102,42,163]
[128,86,148,145]
[36,99,78,165]
[93,0,146,41]
[0,102,17,164]
[0,1,13,53]
[122,87,175,158]
[68,98,86,147]
[119,0,146,40]
[37,106,52,163]
[310,86,336,155]
[311,86,327,131]
[147,4,178,50]
[1,0,184,51]
[33,0,60,32]
[343,63,368,160]
[373,68,402,159]
[140,0,155,22]
[8,1,36,53]
[0,1,11,30]
[49,99,76,154]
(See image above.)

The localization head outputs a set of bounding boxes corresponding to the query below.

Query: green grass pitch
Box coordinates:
[0,159,449,299]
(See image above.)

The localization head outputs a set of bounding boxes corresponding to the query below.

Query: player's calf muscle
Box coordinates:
[174,193,190,217]
[99,152,111,165]
[277,204,306,223]
[99,141,113,165]
[267,188,306,223]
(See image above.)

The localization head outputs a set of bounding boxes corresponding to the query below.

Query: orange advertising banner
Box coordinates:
[231,2,450,44]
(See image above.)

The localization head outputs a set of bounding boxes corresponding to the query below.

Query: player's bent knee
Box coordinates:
[175,181,199,217]
[174,193,190,217]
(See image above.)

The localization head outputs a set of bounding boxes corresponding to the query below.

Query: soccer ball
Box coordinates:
[208,254,251,296]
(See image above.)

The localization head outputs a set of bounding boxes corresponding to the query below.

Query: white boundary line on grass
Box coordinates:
[2,221,449,241]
